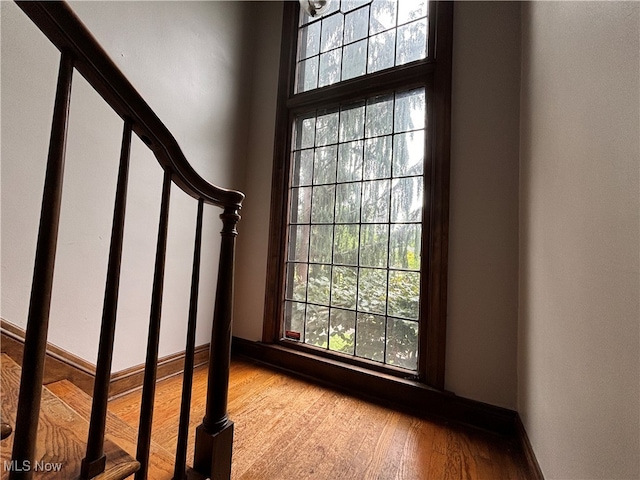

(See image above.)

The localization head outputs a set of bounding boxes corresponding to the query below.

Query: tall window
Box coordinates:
[265,0,452,387]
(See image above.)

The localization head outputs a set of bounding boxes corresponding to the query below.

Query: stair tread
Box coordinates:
[1,354,139,479]
[47,379,176,479]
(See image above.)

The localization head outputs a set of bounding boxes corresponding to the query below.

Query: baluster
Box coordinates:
[193,206,240,480]
[81,119,133,478]
[135,170,172,480]
[10,52,74,480]
[172,200,205,480]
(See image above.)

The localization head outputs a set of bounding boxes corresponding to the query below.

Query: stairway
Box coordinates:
[0,354,176,479]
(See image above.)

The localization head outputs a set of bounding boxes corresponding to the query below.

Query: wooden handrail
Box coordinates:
[15,1,245,209]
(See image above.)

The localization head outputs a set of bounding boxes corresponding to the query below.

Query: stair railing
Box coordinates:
[10,2,243,479]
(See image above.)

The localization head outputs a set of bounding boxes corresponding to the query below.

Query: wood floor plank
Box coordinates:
[279,394,362,479]
[335,401,392,479]
[393,418,437,480]
[378,412,417,480]
[322,397,372,480]
[426,422,449,479]
[105,357,530,480]
[235,388,344,479]
[231,377,320,478]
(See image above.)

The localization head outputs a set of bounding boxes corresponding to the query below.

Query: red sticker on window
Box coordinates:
[285,330,301,341]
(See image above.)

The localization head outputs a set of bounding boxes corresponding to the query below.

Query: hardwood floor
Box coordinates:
[108,358,528,479]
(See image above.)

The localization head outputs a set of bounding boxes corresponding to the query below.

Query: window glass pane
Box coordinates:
[337,140,363,182]
[297,56,319,93]
[284,301,306,339]
[394,89,426,132]
[309,225,334,263]
[368,29,396,73]
[359,224,389,268]
[393,131,424,177]
[369,0,397,35]
[292,149,314,186]
[288,224,310,262]
[365,95,394,137]
[363,136,392,180]
[334,224,360,265]
[342,40,367,81]
[361,179,390,223]
[329,309,356,354]
[397,0,427,24]
[319,49,342,87]
[325,1,341,16]
[344,6,370,43]
[335,182,361,223]
[307,265,332,305]
[389,224,421,270]
[386,318,418,369]
[320,13,345,52]
[341,0,372,14]
[290,186,312,224]
[313,146,337,184]
[388,270,420,319]
[391,177,422,222]
[305,304,329,348]
[295,116,316,150]
[339,104,365,142]
[357,268,387,315]
[331,266,358,309]
[311,185,336,224]
[286,263,308,301]
[316,111,339,146]
[299,21,321,59]
[355,313,385,361]
[396,18,427,65]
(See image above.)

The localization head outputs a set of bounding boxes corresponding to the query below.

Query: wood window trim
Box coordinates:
[263,0,453,390]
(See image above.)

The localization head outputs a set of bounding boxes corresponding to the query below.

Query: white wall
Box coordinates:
[1,1,253,371]
[519,2,640,479]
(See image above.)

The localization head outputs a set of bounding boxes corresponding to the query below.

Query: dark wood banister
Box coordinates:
[16,0,245,209]
[10,2,244,479]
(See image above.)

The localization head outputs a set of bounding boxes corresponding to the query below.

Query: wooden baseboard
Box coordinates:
[1,319,209,400]
[515,413,545,480]
[108,344,209,399]
[1,319,96,395]
[231,336,519,436]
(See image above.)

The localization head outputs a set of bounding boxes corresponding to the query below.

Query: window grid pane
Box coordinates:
[284,87,425,371]
[295,0,429,93]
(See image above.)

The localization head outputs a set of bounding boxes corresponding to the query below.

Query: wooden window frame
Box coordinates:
[262,0,453,390]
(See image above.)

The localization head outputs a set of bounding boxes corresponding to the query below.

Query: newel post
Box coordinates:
[193,206,240,480]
